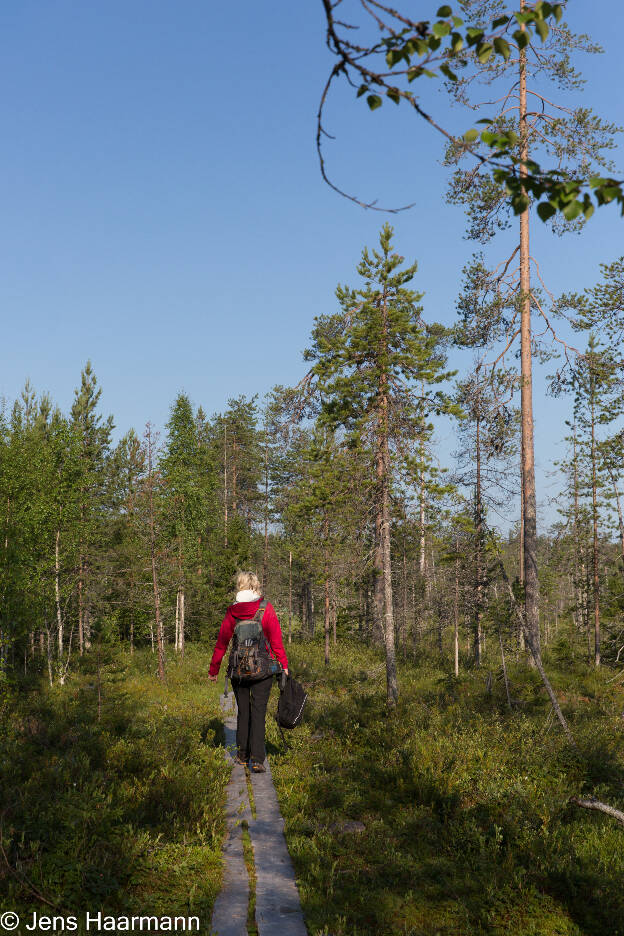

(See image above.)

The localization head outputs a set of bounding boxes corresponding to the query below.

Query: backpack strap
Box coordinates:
[252,599,268,623]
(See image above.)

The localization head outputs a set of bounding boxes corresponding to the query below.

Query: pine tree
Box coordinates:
[304,224,456,705]
[161,394,212,654]
[70,362,114,654]
[445,2,619,662]
[551,335,623,665]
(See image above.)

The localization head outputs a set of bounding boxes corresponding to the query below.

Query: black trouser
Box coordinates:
[232,675,273,764]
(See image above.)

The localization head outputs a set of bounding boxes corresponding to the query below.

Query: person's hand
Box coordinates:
[284,669,289,675]
[208,674,218,682]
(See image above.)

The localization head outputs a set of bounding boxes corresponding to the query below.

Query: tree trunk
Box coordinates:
[263,434,269,587]
[475,408,483,666]
[224,422,228,548]
[78,566,84,656]
[324,536,330,666]
[590,392,600,666]
[454,537,460,678]
[288,550,292,644]
[376,311,398,706]
[519,11,540,662]
[55,527,63,659]
[46,625,53,688]
[607,466,624,569]
[147,425,165,681]
[179,589,185,657]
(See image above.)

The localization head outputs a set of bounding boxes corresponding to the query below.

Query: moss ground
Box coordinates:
[2,636,624,936]
[268,639,624,936]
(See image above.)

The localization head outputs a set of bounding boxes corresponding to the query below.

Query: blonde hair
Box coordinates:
[236,570,261,594]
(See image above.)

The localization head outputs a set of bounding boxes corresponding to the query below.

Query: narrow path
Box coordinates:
[210,691,308,936]
[209,701,250,936]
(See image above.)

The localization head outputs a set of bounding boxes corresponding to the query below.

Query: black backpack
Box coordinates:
[276,674,308,732]
[228,600,273,682]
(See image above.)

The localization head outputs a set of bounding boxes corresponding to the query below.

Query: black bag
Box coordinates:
[276,674,308,730]
[228,600,273,682]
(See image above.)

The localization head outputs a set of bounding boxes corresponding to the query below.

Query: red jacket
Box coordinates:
[209,597,288,677]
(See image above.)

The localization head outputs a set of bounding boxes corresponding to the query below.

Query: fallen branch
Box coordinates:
[569,797,624,826]
[494,559,577,747]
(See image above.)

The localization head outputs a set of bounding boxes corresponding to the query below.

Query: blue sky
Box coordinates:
[1,1,622,526]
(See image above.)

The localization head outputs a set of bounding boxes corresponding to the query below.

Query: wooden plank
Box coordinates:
[210,705,251,936]
[249,760,308,936]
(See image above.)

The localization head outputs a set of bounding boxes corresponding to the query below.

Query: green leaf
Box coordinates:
[480,130,497,145]
[492,15,509,27]
[440,63,458,81]
[450,31,464,52]
[428,35,442,50]
[476,118,494,125]
[477,42,494,63]
[386,48,404,67]
[433,21,451,37]
[367,94,382,111]
[452,15,463,26]
[386,87,401,104]
[407,66,422,82]
[553,4,563,22]
[535,18,549,41]
[513,29,529,50]
[511,192,530,214]
[583,200,595,220]
[413,38,429,56]
[563,200,582,221]
[463,128,479,143]
[536,201,556,222]
[436,4,452,15]
[493,37,511,60]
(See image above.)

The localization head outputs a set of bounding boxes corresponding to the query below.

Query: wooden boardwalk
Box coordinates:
[210,692,308,936]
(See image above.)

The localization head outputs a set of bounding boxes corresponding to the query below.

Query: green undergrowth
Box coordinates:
[268,640,624,936]
[4,638,624,936]
[0,646,230,928]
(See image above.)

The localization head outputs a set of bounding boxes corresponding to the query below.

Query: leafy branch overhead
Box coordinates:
[319,0,624,219]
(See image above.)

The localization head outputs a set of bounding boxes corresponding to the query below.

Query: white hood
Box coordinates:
[236,589,261,603]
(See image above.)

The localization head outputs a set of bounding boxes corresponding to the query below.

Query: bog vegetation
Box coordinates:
[3,1,624,932]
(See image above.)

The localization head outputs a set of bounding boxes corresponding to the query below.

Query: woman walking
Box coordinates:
[208,571,288,772]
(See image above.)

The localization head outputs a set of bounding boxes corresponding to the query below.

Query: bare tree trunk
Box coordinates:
[373,513,384,641]
[45,625,54,688]
[498,560,575,745]
[590,394,600,666]
[288,550,292,644]
[498,620,512,710]
[454,538,460,678]
[78,567,84,656]
[519,5,540,663]
[607,466,624,567]
[572,423,585,643]
[402,540,408,657]
[475,407,483,666]
[224,422,228,548]
[518,458,526,652]
[175,590,180,649]
[179,589,185,658]
[55,527,63,659]
[324,531,330,666]
[377,355,398,706]
[146,424,165,681]
[263,432,269,587]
